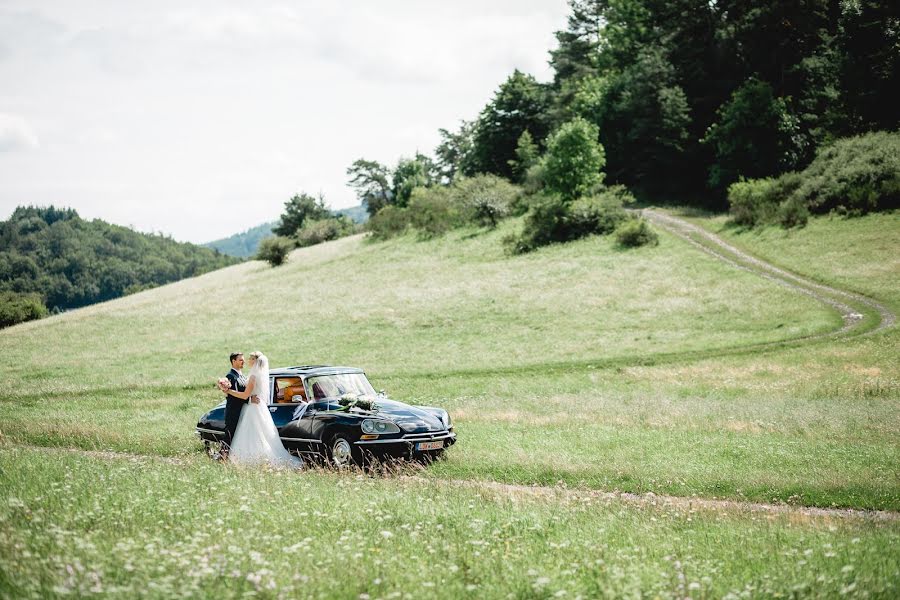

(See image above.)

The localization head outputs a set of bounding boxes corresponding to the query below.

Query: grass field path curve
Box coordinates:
[642,209,896,338]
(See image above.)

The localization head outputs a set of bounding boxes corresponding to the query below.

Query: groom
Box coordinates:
[222,352,248,454]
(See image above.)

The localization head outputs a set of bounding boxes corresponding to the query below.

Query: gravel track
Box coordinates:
[642,209,896,337]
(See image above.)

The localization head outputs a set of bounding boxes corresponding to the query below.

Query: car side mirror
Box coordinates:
[378,389,386,397]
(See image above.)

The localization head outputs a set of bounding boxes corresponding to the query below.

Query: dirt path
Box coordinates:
[642,209,895,337]
[11,443,898,523]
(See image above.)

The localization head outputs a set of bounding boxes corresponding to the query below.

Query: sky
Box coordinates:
[0,0,570,243]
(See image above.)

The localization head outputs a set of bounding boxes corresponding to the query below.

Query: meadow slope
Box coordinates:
[1,212,898,598]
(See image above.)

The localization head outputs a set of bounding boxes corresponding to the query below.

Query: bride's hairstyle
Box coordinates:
[249,351,268,370]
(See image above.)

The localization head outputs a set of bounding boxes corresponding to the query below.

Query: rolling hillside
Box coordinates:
[1,211,898,597]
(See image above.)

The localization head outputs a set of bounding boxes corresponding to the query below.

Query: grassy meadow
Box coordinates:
[1,211,898,597]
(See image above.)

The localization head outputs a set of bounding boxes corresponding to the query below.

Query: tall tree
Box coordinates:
[272,193,330,236]
[467,70,551,179]
[347,159,393,215]
[434,121,475,183]
[391,154,437,208]
[542,117,606,201]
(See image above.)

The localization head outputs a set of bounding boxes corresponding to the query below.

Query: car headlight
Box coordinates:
[361,419,400,434]
[439,410,452,429]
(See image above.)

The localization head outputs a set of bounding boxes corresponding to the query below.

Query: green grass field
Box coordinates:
[1,211,898,597]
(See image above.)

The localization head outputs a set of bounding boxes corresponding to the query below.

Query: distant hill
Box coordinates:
[0,205,239,328]
[203,221,277,259]
[204,204,369,258]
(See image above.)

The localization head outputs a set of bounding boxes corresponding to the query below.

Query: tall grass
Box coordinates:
[1,446,897,599]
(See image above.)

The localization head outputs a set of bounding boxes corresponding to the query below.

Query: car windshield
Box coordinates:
[307,373,376,401]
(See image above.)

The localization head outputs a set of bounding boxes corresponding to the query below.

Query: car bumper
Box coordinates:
[354,431,456,448]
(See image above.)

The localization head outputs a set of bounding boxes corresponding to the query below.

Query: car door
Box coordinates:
[270,377,321,449]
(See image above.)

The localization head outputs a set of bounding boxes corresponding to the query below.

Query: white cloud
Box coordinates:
[0,0,570,242]
[0,113,39,151]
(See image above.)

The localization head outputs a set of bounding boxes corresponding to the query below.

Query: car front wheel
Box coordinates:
[328,433,360,468]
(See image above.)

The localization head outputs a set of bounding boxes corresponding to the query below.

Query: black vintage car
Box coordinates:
[196,365,455,466]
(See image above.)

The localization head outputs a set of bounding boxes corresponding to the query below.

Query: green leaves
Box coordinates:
[541,117,605,202]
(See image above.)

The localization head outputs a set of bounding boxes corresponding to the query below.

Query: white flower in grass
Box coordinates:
[380,530,393,539]
[466,584,478,591]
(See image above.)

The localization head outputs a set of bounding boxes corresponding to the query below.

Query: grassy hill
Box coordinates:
[1,212,897,597]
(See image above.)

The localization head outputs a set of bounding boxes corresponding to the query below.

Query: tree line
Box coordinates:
[343,0,898,228]
[0,206,238,328]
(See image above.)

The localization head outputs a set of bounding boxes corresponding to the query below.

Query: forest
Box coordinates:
[0,206,238,328]
[344,0,898,231]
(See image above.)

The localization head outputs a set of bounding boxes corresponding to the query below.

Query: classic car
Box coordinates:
[196,365,455,466]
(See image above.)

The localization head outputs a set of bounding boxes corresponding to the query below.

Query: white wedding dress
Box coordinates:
[230,355,303,469]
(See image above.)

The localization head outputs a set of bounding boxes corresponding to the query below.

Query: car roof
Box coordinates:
[269,365,365,378]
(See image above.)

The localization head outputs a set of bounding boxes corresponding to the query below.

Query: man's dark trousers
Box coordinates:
[223,368,247,448]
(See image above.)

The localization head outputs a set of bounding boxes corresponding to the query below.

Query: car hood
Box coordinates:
[370,399,445,433]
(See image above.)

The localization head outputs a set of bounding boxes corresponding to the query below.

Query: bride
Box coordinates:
[222,351,302,469]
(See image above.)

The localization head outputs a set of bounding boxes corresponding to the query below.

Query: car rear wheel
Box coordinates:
[328,433,360,468]
[204,439,225,461]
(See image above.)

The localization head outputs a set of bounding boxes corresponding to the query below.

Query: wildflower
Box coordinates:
[380,531,393,539]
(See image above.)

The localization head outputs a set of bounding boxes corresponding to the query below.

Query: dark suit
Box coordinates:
[223,368,247,448]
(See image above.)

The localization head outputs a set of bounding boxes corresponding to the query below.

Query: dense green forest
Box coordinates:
[0,206,238,328]
[348,0,899,217]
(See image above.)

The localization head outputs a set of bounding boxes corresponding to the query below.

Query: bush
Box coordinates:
[295,217,355,248]
[452,174,519,228]
[408,187,461,238]
[567,185,634,237]
[776,196,809,228]
[614,218,659,248]
[505,185,639,254]
[727,178,779,227]
[256,236,293,267]
[503,195,571,254]
[792,131,900,215]
[366,205,410,240]
[728,131,899,229]
[0,291,48,328]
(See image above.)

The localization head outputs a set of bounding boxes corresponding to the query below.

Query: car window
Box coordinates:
[274,377,308,403]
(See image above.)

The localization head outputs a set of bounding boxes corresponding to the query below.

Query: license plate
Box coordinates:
[415,441,444,451]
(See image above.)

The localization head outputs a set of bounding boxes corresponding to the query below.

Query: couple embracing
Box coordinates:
[217,351,302,469]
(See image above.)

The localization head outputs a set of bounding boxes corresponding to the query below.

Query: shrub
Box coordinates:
[366,205,410,240]
[505,185,638,254]
[408,187,461,238]
[295,217,355,248]
[451,174,519,228]
[567,185,634,237]
[727,178,779,227]
[614,218,659,248]
[542,117,606,201]
[503,195,571,254]
[256,236,293,267]
[792,131,900,215]
[776,196,809,228]
[0,291,48,328]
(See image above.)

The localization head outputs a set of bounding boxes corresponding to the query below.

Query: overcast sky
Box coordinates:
[0,0,569,243]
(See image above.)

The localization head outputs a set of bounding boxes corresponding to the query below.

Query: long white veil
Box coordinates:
[230,351,302,469]
[249,353,270,405]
